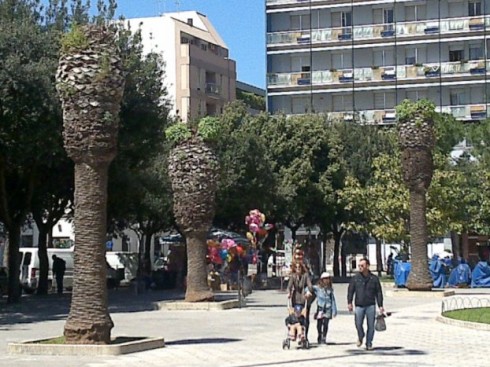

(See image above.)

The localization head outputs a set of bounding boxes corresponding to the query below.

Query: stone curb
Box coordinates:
[154,298,245,311]
[386,289,454,298]
[7,336,165,356]
[436,315,490,331]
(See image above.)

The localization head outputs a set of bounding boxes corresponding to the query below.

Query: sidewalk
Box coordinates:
[1,284,489,367]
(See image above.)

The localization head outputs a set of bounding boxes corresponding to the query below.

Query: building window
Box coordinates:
[291,13,311,30]
[301,65,311,79]
[406,56,416,65]
[406,90,427,101]
[374,92,395,109]
[469,1,482,16]
[469,45,483,60]
[374,49,394,66]
[405,48,417,65]
[341,11,352,28]
[449,50,464,62]
[333,94,353,112]
[332,53,352,69]
[384,9,394,23]
[384,9,394,28]
[292,97,309,114]
[405,5,426,21]
[450,90,466,105]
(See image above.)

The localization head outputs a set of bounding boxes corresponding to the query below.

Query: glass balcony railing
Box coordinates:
[320,104,488,124]
[205,83,221,95]
[267,59,489,87]
[267,15,489,46]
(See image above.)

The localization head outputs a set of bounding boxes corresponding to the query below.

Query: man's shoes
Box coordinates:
[356,340,363,347]
[366,345,374,351]
[317,337,322,344]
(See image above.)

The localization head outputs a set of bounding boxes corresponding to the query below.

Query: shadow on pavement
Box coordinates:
[0,287,186,326]
[348,346,426,355]
[166,337,241,345]
[233,346,426,367]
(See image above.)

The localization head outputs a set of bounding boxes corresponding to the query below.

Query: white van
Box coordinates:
[19,247,74,293]
[19,247,122,293]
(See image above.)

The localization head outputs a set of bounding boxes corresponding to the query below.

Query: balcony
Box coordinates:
[323,104,489,124]
[267,15,490,47]
[267,60,489,88]
[205,83,221,96]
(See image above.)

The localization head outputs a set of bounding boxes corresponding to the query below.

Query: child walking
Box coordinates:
[313,272,337,345]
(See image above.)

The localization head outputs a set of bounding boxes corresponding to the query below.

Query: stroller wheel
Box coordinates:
[304,339,310,349]
[282,340,287,349]
[287,339,291,349]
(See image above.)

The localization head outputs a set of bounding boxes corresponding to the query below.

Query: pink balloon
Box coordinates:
[249,223,259,233]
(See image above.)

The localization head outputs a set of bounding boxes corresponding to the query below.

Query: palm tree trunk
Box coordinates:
[185,230,213,302]
[406,189,432,291]
[64,162,113,344]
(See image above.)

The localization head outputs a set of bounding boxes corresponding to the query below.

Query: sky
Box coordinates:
[114,0,266,89]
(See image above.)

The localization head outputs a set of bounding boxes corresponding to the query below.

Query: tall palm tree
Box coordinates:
[167,120,219,302]
[396,99,435,291]
[56,24,124,343]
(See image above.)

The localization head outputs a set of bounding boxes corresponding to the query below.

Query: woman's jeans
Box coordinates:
[354,305,376,347]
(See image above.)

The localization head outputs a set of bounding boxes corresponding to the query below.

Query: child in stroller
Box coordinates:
[283,303,309,349]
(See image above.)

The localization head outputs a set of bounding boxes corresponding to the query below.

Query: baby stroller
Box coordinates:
[282,300,309,350]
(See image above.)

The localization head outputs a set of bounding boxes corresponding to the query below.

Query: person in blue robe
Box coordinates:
[447,259,471,287]
[471,261,490,288]
[429,254,447,288]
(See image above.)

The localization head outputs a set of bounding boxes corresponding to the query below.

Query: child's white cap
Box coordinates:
[320,272,331,279]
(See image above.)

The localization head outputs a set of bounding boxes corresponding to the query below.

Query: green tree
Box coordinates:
[214,102,275,230]
[0,0,64,303]
[261,113,331,240]
[327,121,397,276]
[31,157,74,295]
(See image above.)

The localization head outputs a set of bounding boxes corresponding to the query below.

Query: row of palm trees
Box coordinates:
[58,24,436,344]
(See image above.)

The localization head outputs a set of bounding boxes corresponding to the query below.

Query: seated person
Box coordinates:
[285,305,306,341]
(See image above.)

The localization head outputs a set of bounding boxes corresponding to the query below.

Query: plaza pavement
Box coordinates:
[1,283,489,367]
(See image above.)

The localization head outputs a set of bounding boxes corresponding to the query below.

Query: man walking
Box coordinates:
[52,254,66,295]
[347,257,384,351]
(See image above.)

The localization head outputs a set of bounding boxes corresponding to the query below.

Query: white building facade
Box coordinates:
[266,0,490,123]
[126,11,236,122]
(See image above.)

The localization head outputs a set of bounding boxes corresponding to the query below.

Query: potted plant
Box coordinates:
[372,66,382,80]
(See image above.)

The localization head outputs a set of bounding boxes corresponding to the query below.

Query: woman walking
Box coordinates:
[313,272,337,345]
[287,261,313,340]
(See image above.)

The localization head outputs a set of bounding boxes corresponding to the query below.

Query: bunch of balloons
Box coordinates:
[245,209,274,248]
[207,238,247,266]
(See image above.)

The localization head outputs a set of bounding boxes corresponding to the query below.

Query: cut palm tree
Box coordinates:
[396,99,436,291]
[56,24,125,343]
[167,117,220,302]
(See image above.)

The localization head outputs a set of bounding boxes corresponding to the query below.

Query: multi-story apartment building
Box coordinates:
[266,0,490,124]
[127,11,237,122]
